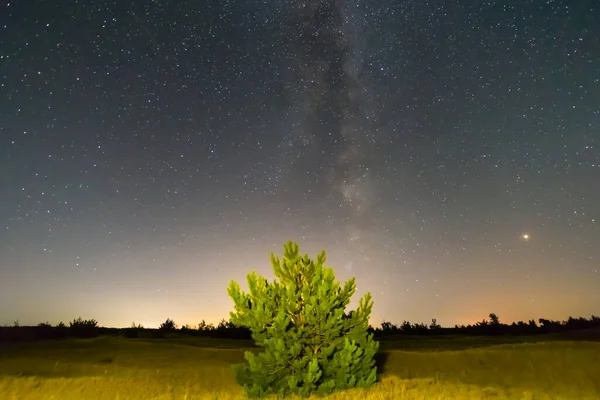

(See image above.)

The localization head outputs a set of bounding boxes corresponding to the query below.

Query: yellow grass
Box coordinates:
[0,336,598,399]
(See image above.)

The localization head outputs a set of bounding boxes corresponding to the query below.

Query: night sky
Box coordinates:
[1,0,599,329]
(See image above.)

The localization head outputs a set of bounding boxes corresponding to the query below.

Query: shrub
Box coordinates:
[158,318,177,331]
[125,322,144,338]
[228,241,379,398]
[69,317,99,338]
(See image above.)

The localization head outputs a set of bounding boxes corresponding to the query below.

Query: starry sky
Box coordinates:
[1,0,599,329]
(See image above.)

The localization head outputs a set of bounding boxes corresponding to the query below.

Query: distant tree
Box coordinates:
[412,322,429,334]
[489,313,500,325]
[228,241,379,398]
[34,321,53,340]
[69,317,99,338]
[54,321,68,339]
[566,316,592,330]
[380,321,397,333]
[69,317,98,329]
[430,318,440,330]
[125,322,144,339]
[216,318,229,331]
[180,324,195,332]
[528,319,537,328]
[198,320,215,333]
[198,320,209,331]
[476,318,489,327]
[400,320,413,332]
[158,318,177,331]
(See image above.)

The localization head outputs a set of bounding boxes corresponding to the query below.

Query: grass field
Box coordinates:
[0,334,599,399]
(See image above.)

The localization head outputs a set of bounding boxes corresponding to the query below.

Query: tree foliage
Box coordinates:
[228,241,379,398]
[159,318,177,331]
[68,317,99,338]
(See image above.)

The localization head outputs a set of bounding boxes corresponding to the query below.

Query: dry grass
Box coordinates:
[0,335,598,399]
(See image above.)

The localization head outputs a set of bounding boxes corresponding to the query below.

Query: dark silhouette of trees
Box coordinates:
[400,320,413,332]
[1,312,599,344]
[371,313,600,338]
[158,318,177,332]
[125,322,144,338]
[68,317,99,338]
[197,320,213,332]
[489,313,500,325]
[380,321,399,334]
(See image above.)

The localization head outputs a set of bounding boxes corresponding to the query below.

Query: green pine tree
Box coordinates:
[227,241,379,398]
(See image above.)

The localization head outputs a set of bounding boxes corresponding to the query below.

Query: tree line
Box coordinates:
[2,312,599,343]
[374,313,600,336]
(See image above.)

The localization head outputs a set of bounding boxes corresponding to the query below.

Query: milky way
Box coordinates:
[281,0,383,247]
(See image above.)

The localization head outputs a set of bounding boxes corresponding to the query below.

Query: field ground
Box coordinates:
[0,332,599,399]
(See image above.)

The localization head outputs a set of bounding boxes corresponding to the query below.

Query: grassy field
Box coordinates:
[0,334,599,399]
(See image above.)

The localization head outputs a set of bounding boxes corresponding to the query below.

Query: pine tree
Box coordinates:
[227,241,379,398]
